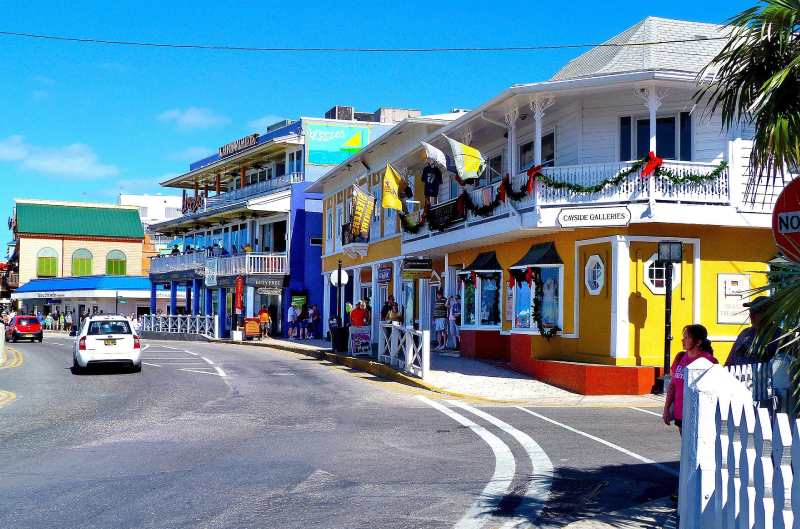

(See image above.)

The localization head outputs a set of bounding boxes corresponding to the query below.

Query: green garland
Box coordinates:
[531,268,560,339]
[654,161,729,185]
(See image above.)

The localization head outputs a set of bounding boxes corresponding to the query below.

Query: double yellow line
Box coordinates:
[0,346,23,369]
[0,390,16,408]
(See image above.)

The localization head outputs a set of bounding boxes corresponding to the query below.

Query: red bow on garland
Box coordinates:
[526,164,543,194]
[641,151,663,178]
[525,267,533,286]
[498,174,509,202]
[470,271,477,284]
[508,274,515,288]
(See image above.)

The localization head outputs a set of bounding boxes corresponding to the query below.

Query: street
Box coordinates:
[0,337,679,529]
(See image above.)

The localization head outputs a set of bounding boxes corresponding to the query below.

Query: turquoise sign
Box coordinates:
[306,123,370,165]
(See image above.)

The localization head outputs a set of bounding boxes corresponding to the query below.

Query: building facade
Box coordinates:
[147,106,419,338]
[6,199,177,317]
[317,17,787,393]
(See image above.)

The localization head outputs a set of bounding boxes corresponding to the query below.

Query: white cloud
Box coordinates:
[0,135,119,179]
[247,114,286,132]
[32,89,48,101]
[158,107,230,131]
[168,146,213,162]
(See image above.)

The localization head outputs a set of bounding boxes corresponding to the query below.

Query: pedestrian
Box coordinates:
[298,304,309,339]
[433,290,448,350]
[386,302,403,324]
[287,303,299,339]
[305,305,316,339]
[363,298,372,326]
[258,305,271,339]
[448,295,461,350]
[171,244,180,255]
[349,301,367,327]
[381,295,395,321]
[725,296,777,366]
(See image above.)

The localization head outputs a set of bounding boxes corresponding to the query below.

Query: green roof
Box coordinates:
[15,202,144,239]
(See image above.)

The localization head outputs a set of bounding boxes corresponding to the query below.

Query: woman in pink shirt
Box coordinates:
[662,324,718,432]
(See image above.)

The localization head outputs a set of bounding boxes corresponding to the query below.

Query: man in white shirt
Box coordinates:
[287,304,299,339]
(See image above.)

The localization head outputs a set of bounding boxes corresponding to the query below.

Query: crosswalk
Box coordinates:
[140,343,226,377]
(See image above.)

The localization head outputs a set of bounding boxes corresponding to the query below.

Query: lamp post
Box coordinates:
[336,259,342,325]
[657,241,683,394]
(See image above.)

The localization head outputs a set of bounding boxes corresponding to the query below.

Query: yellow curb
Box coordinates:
[0,390,17,408]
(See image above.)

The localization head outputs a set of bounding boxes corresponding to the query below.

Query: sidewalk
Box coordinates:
[230,336,665,407]
[563,497,677,529]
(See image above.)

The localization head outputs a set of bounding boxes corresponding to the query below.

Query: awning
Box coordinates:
[11,275,185,301]
[461,251,502,272]
[511,242,563,269]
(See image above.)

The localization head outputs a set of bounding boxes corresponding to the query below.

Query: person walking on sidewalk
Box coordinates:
[447,295,461,350]
[258,305,271,339]
[433,290,448,350]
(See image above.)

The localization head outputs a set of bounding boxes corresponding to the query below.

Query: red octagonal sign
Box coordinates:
[773,177,800,262]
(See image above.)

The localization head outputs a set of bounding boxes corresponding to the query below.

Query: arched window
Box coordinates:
[106,250,127,276]
[71,248,93,276]
[37,247,58,277]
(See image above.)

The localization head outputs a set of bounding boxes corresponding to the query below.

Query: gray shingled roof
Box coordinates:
[551,17,730,81]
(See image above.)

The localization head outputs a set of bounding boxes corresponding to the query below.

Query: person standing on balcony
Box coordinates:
[171,245,180,255]
[349,301,367,327]
[433,290,448,350]
[422,162,443,207]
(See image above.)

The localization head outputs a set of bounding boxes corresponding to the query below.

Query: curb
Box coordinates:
[215,338,521,403]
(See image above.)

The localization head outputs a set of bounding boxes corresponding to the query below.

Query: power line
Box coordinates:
[0,30,729,53]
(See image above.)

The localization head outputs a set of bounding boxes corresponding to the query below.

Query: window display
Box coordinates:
[514,280,531,328]
[479,273,500,325]
[463,281,476,326]
[512,266,562,331]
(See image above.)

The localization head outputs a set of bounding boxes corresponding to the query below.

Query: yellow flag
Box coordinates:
[381,163,404,211]
[350,185,375,239]
[444,135,485,182]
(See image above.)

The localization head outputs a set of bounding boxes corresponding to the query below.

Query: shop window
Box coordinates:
[37,247,58,278]
[106,250,127,276]
[512,266,563,332]
[459,272,502,327]
[584,255,605,295]
[72,248,93,277]
[643,253,681,295]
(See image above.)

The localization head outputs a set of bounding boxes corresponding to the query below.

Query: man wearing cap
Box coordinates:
[725,296,777,366]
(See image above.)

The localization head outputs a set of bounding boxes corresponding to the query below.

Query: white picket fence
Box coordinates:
[679,358,799,528]
[378,322,430,379]
[726,362,772,403]
[140,314,217,339]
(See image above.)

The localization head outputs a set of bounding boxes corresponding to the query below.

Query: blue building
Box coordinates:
[148,105,419,338]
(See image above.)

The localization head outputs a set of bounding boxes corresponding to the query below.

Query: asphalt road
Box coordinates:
[0,336,680,529]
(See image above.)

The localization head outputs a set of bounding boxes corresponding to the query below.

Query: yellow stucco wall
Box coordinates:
[321,237,401,273]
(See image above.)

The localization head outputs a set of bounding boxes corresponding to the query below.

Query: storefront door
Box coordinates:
[401,279,414,328]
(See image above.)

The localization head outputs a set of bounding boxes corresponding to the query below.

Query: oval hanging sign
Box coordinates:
[772,177,800,262]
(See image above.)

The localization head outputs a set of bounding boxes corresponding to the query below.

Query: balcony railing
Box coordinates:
[217,253,288,276]
[202,172,303,212]
[341,223,369,246]
[403,160,730,241]
[150,252,207,274]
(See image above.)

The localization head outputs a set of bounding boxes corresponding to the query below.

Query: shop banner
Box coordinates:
[234,276,245,315]
[349,326,372,355]
[717,273,751,324]
[350,185,376,240]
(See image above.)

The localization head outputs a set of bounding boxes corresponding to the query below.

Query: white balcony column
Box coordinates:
[371,263,379,343]
[322,272,331,338]
[530,96,555,214]
[504,106,519,178]
[636,84,667,213]
[352,267,362,305]
[392,259,402,301]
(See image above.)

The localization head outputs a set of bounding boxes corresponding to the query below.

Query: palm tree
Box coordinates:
[697,0,800,412]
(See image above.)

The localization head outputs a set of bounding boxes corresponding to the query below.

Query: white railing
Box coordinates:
[203,172,303,211]
[725,362,772,404]
[140,314,217,338]
[217,253,288,276]
[150,252,207,274]
[378,322,430,379]
[679,358,799,528]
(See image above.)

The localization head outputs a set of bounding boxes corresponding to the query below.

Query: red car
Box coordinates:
[6,315,43,343]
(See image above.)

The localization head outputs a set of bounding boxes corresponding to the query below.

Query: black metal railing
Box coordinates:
[341,223,370,246]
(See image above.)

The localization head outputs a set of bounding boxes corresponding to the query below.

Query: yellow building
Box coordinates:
[315,17,786,394]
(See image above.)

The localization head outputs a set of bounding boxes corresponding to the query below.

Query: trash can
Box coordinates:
[331,325,349,353]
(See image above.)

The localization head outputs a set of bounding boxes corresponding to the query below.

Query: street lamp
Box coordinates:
[657,241,682,394]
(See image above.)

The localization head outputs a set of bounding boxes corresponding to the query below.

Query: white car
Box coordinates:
[73,315,141,373]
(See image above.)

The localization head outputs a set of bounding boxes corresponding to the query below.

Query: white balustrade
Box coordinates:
[149,252,208,274]
[203,172,303,211]
[679,360,799,529]
[216,253,288,276]
[140,314,217,339]
[378,322,430,379]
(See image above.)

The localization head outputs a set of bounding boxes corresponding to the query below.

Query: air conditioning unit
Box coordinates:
[325,106,354,121]
[266,119,292,132]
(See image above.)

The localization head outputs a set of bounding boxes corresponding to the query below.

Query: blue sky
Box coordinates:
[0,0,753,240]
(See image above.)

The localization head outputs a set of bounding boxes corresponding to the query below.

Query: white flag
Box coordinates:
[420,141,447,169]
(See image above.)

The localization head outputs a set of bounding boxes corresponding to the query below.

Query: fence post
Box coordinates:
[420,329,430,380]
[772,413,793,529]
[752,407,773,529]
[791,418,799,529]
[390,324,399,368]
[737,404,756,529]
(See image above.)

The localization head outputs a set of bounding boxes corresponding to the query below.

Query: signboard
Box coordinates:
[349,326,372,355]
[557,206,631,228]
[306,123,370,165]
[205,258,218,287]
[218,133,259,158]
[291,294,307,307]
[256,287,282,296]
[244,317,261,338]
[234,276,245,315]
[717,273,751,324]
[403,257,432,272]
[773,178,800,262]
[246,276,285,288]
[377,264,392,284]
[181,190,205,214]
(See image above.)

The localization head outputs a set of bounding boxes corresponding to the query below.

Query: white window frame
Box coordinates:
[643,252,681,295]
[458,270,503,330]
[518,128,556,172]
[620,113,691,162]
[584,255,605,295]
[325,207,334,253]
[334,203,343,253]
[370,183,381,240]
[510,264,565,334]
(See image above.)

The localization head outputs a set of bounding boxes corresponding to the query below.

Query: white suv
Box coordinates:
[73,315,142,373]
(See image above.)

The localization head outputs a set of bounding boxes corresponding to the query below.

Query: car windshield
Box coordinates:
[87,320,131,336]
[17,317,38,325]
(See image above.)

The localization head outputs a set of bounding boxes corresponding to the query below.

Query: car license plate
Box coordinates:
[23,334,33,338]
[104,339,116,346]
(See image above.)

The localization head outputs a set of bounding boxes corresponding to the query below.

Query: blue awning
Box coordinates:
[15,276,153,293]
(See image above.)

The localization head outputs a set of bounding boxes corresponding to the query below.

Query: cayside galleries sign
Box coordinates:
[218,133,259,159]
[557,206,631,228]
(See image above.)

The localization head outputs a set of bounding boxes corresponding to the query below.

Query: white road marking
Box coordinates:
[514,407,679,477]
[417,396,515,529]
[450,401,553,529]
[201,356,214,365]
[214,366,226,377]
[152,362,210,365]
[629,406,662,418]
[142,362,161,367]
[183,350,199,356]
[141,344,150,351]
[140,357,200,360]
[179,367,225,377]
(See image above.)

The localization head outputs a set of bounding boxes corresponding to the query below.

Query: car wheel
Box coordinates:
[11,333,17,343]
[37,336,42,343]
[131,363,142,373]
[72,356,82,374]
